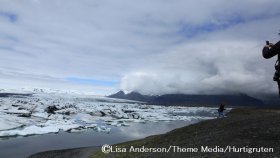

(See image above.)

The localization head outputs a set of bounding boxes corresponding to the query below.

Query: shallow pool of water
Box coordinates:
[0,120,199,158]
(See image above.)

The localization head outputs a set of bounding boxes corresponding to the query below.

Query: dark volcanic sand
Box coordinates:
[93,107,280,158]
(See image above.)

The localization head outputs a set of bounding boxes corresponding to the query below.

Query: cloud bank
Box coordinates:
[0,0,279,95]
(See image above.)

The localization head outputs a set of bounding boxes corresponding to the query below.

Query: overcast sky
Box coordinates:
[0,0,280,96]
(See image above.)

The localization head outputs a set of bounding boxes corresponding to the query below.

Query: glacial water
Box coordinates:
[0,120,200,158]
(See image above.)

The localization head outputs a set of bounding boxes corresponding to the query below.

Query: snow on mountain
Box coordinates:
[0,90,220,137]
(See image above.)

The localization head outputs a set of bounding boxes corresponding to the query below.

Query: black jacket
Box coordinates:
[218,104,225,112]
[262,41,280,59]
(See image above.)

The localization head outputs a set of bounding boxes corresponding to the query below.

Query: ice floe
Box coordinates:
[0,91,221,137]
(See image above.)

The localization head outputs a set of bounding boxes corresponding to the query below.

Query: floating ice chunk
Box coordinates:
[1,109,31,115]
[73,113,98,124]
[84,123,98,129]
[57,123,82,132]
[37,120,82,132]
[93,111,106,117]
[111,110,126,119]
[106,120,131,127]
[127,113,141,119]
[48,114,64,120]
[0,125,59,136]
[0,120,23,131]
[56,108,77,115]
[108,122,120,126]
[95,126,111,133]
[32,112,49,119]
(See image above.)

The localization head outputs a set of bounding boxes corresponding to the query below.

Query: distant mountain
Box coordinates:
[261,94,280,106]
[108,91,265,106]
[108,91,154,102]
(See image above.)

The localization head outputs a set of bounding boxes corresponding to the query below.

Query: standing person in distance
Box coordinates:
[218,104,226,118]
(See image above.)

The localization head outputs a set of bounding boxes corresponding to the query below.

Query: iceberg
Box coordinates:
[0,91,219,137]
[0,120,23,131]
[0,125,60,136]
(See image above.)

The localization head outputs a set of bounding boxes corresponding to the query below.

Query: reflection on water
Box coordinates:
[0,120,199,158]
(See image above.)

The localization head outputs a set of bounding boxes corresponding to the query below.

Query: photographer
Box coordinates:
[263,40,280,96]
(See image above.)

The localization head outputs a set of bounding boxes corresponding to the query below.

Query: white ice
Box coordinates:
[0,90,220,137]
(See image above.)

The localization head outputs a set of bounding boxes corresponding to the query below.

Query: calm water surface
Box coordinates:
[0,120,199,158]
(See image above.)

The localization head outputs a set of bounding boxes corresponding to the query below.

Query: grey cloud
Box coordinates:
[121,38,278,96]
[0,0,279,95]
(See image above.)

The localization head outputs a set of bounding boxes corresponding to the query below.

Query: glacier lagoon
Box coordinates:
[0,90,219,158]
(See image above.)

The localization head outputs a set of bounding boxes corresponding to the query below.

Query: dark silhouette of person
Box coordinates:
[263,40,280,96]
[218,104,225,118]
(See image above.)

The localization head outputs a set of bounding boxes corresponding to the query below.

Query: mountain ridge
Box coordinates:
[108,91,265,106]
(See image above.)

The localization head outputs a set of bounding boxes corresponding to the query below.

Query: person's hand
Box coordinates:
[265,43,274,48]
